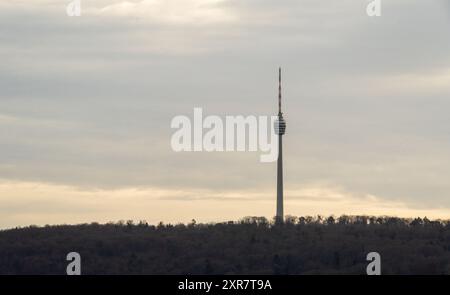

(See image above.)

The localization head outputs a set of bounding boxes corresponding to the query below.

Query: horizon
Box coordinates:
[2,214,450,232]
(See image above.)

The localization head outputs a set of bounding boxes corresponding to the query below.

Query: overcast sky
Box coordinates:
[1,0,450,228]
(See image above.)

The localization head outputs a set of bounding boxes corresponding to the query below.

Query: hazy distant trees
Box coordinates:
[0,215,449,275]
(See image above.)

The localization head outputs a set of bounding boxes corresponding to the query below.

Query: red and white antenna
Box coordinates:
[278,67,282,115]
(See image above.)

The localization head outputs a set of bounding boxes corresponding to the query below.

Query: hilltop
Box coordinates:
[1,216,449,275]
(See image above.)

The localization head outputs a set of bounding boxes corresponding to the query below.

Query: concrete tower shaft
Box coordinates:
[274,67,286,222]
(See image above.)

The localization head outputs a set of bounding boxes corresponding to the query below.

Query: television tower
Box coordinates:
[275,67,286,223]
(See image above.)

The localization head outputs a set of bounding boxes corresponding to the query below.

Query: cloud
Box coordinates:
[1,179,449,229]
[94,0,235,24]
[1,0,450,226]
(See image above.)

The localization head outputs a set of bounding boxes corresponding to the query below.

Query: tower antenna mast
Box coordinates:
[278,67,282,115]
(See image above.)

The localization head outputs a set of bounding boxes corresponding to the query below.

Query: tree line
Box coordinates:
[1,215,449,274]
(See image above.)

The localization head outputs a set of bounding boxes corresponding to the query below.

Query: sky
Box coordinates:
[1,0,450,228]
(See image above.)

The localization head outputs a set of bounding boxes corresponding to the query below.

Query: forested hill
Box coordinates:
[1,216,450,275]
